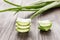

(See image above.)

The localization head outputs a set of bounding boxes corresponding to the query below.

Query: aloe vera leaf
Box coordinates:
[30,2,60,19]
[4,0,21,7]
[22,1,54,9]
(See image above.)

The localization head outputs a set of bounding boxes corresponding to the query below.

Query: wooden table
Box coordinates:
[0,0,60,40]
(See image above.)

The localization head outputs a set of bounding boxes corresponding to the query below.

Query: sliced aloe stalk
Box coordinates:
[38,20,52,31]
[38,20,52,26]
[38,26,51,31]
[16,21,30,26]
[16,18,31,26]
[16,23,30,29]
[16,27,30,32]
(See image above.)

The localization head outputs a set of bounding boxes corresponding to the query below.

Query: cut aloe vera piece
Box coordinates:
[38,26,51,31]
[16,23,30,29]
[16,21,30,26]
[38,20,52,31]
[16,27,30,32]
[16,18,31,26]
[38,20,52,27]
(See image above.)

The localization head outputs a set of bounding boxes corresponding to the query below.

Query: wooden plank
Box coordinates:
[0,0,60,40]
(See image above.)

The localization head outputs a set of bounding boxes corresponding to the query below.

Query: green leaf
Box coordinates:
[30,2,60,19]
[4,0,21,7]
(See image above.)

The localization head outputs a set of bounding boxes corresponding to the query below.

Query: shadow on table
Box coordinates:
[39,30,51,36]
[17,32,29,40]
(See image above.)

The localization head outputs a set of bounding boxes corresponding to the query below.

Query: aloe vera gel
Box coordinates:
[38,20,52,31]
[16,18,31,33]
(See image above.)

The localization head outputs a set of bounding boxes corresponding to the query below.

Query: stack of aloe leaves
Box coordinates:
[0,0,60,32]
[16,18,31,32]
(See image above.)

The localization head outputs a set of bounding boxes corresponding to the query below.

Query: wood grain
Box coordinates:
[0,0,60,40]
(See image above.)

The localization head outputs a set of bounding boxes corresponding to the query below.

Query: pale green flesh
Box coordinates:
[16,23,30,29]
[39,27,50,31]
[16,18,31,26]
[40,23,52,27]
[40,23,51,26]
[16,27,30,32]
[39,20,52,27]
[17,26,30,29]
[16,21,30,26]
[38,26,51,31]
